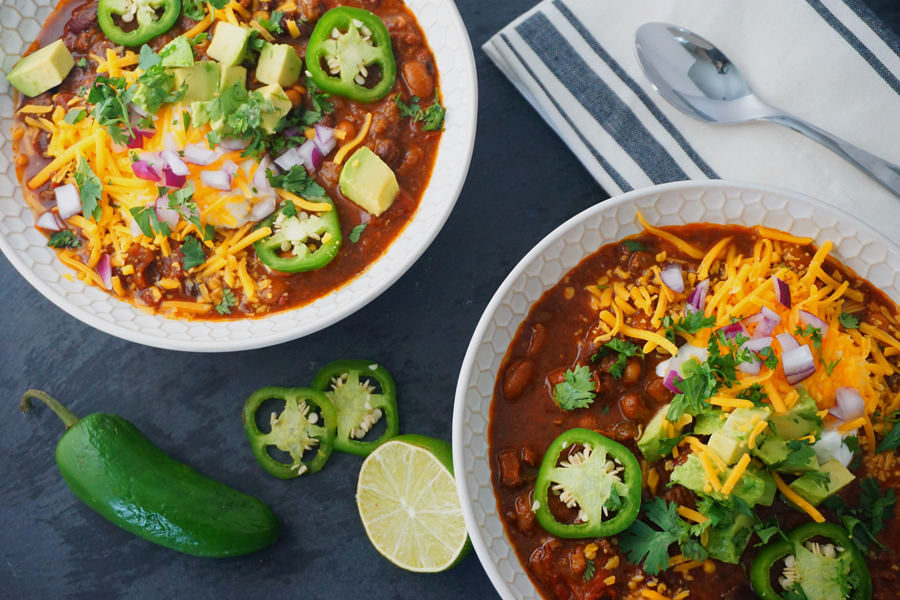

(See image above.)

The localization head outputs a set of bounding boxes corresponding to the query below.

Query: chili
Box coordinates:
[751,522,871,600]
[306,7,397,103]
[97,0,181,47]
[533,428,641,539]
[252,201,342,273]
[311,360,399,456]
[242,386,338,478]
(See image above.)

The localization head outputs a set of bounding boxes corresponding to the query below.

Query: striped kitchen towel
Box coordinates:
[484,0,900,240]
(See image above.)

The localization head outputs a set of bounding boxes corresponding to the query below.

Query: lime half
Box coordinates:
[356,434,471,572]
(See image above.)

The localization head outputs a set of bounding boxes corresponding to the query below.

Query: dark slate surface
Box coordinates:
[2,1,899,598]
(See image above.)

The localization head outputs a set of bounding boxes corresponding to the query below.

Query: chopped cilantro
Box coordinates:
[551,366,596,411]
[619,498,706,576]
[47,230,81,248]
[600,404,611,416]
[776,439,817,472]
[804,470,832,488]
[839,312,860,329]
[259,10,284,34]
[216,287,237,315]
[623,239,645,253]
[74,157,102,221]
[137,44,161,70]
[189,32,208,46]
[844,436,860,453]
[76,57,88,68]
[823,358,842,376]
[88,76,135,146]
[280,200,297,218]
[758,346,779,370]
[794,324,823,350]
[752,516,787,546]
[183,0,207,20]
[394,94,446,130]
[395,95,421,119]
[876,413,900,454]
[662,312,716,343]
[736,383,768,407]
[266,166,326,198]
[180,236,206,270]
[823,478,896,551]
[583,560,595,582]
[592,338,643,378]
[129,205,171,237]
[349,223,367,244]
[64,108,86,125]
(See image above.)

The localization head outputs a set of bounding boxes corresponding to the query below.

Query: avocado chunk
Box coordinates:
[637,405,674,463]
[706,513,754,564]
[191,101,211,127]
[693,409,727,436]
[8,40,75,98]
[789,459,855,506]
[770,388,823,440]
[206,22,251,66]
[748,462,777,506]
[708,408,772,465]
[219,65,247,92]
[254,83,292,134]
[339,147,400,216]
[669,455,772,507]
[170,61,220,104]
[792,541,854,600]
[160,36,194,68]
[256,43,302,87]
[752,434,791,467]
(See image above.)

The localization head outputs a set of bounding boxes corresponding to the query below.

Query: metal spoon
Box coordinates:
[634,22,900,197]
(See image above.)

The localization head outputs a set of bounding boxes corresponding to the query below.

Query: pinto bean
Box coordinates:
[503,358,535,400]
[66,1,98,34]
[623,357,641,385]
[260,276,289,305]
[547,368,567,387]
[402,60,434,98]
[335,120,357,143]
[619,392,650,422]
[646,376,675,403]
[526,323,546,356]
[614,421,639,442]
[285,87,304,109]
[372,139,401,167]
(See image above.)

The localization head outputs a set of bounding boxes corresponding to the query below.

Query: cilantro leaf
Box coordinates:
[662,312,716,343]
[876,415,900,454]
[183,0,206,20]
[180,236,206,270]
[794,324,823,350]
[74,157,102,221]
[47,230,81,248]
[64,108,86,125]
[216,287,237,315]
[422,102,446,131]
[844,436,860,452]
[776,439,817,472]
[592,338,643,379]
[349,223,367,244]
[804,470,832,488]
[623,239,645,252]
[551,366,596,411]
[604,485,624,512]
[619,498,701,576]
[395,95,421,119]
[583,559,595,581]
[88,76,135,145]
[823,358,842,376]
[737,383,768,408]
[129,206,171,237]
[752,516,787,546]
[76,57,88,68]
[758,346,779,370]
[823,478,896,552]
[259,10,284,34]
[839,312,860,329]
[266,166,326,198]
[137,44,161,70]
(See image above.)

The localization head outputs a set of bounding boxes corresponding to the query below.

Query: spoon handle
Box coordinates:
[763,113,900,198]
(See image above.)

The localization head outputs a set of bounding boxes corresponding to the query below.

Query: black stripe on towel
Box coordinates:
[516,11,690,185]
[500,33,634,193]
[552,0,720,180]
[807,0,900,96]
[841,0,900,60]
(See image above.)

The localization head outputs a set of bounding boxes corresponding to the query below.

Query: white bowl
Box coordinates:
[452,180,900,600]
[0,0,477,352]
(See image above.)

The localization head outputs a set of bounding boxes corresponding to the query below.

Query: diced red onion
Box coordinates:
[776,332,800,352]
[742,336,774,353]
[799,309,830,338]
[220,137,250,151]
[660,263,684,293]
[249,196,276,222]
[738,336,774,376]
[136,151,163,168]
[742,312,765,327]
[182,143,222,166]
[131,160,161,182]
[685,279,709,314]
[254,157,275,194]
[129,102,149,118]
[125,129,153,149]
[297,138,323,171]
[162,150,190,176]
[163,132,180,152]
[835,387,865,423]
[221,159,239,176]
[36,211,62,231]
[738,355,762,376]
[719,322,749,340]
[155,197,180,226]
[97,254,111,289]
[828,406,845,421]
[55,183,82,220]
[814,430,843,466]
[752,306,782,339]
[163,166,187,188]
[782,345,816,385]
[201,170,233,191]
[772,275,791,308]
[313,124,336,155]
[664,370,682,394]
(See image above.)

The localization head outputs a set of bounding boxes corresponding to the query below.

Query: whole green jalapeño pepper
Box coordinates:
[98,0,181,47]
[21,390,280,557]
[751,522,871,600]
[306,7,397,102]
[242,387,337,478]
[533,429,641,539]
[311,360,399,456]
[252,200,341,273]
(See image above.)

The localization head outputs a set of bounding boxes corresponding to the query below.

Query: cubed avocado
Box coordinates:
[191,101,211,127]
[708,432,745,466]
[339,147,400,216]
[170,61,220,104]
[790,459,855,506]
[160,36,194,68]
[7,40,75,98]
[705,513,754,564]
[254,83,292,134]
[637,405,672,463]
[669,455,770,507]
[752,435,791,467]
[747,462,776,506]
[256,43,302,87]
[693,409,727,436]
[770,388,823,440]
[206,22,251,66]
[219,65,247,93]
[708,408,772,465]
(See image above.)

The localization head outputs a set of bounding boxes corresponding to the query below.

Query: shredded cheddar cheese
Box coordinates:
[773,472,825,522]
[334,113,373,164]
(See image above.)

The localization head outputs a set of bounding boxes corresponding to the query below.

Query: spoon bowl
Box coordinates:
[634,22,900,195]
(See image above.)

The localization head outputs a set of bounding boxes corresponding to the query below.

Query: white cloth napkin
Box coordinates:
[484,0,900,241]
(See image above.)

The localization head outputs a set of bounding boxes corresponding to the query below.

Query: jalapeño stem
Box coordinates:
[20,389,80,430]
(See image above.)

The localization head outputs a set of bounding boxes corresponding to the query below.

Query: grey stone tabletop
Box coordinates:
[2,1,900,599]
